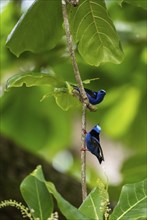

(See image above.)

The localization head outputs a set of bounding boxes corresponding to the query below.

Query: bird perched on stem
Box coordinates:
[72,86,106,105]
[85,125,104,164]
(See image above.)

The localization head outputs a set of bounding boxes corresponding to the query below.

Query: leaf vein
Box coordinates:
[93,15,116,36]
[89,0,102,44]
[90,0,106,11]
[72,0,87,27]
[133,184,139,201]
[77,8,116,49]
[142,180,147,197]
[90,195,99,220]
[35,180,43,220]
[117,195,147,220]
[75,11,91,40]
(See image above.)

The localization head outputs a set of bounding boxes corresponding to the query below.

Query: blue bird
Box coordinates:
[73,86,106,105]
[85,125,104,164]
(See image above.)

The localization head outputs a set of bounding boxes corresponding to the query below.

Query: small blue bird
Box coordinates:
[85,125,104,164]
[73,86,106,105]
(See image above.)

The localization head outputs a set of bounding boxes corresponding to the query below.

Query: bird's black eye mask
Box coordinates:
[90,130,100,140]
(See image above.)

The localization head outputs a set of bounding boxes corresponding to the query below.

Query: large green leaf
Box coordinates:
[6,0,63,56]
[102,86,141,138]
[5,72,63,90]
[121,152,147,184]
[0,87,72,154]
[110,179,147,220]
[5,72,81,111]
[20,166,53,220]
[0,2,21,74]
[68,0,123,66]
[79,180,109,220]
[46,182,91,220]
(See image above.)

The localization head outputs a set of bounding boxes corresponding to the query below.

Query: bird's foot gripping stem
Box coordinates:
[82,129,87,135]
[81,147,88,152]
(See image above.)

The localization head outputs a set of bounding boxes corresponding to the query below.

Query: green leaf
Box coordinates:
[102,86,141,138]
[68,0,123,66]
[119,0,147,9]
[54,89,80,111]
[110,179,147,220]
[5,72,80,111]
[5,72,63,90]
[121,152,147,184]
[0,87,72,154]
[46,182,91,220]
[79,180,109,220]
[83,77,99,84]
[0,2,20,73]
[6,0,63,56]
[20,166,53,220]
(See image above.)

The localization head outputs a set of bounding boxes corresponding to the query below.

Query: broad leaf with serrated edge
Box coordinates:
[110,179,147,220]
[68,0,123,66]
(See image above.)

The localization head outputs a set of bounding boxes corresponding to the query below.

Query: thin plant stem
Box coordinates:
[61,0,88,200]
[65,0,79,7]
[81,104,87,200]
[61,0,86,99]
[61,0,96,111]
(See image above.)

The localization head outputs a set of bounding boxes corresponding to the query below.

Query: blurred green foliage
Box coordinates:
[0,0,146,204]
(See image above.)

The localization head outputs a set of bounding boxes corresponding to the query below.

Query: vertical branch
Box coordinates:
[61,0,96,111]
[61,0,87,200]
[81,104,87,200]
[61,0,87,102]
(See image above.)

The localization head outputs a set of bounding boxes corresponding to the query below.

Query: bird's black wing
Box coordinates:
[71,86,97,98]
[90,136,104,164]
[84,88,97,98]
[90,129,100,141]
[71,85,79,91]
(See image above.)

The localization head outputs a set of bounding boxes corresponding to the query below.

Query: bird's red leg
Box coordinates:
[82,129,87,135]
[81,129,87,151]
[81,147,88,151]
